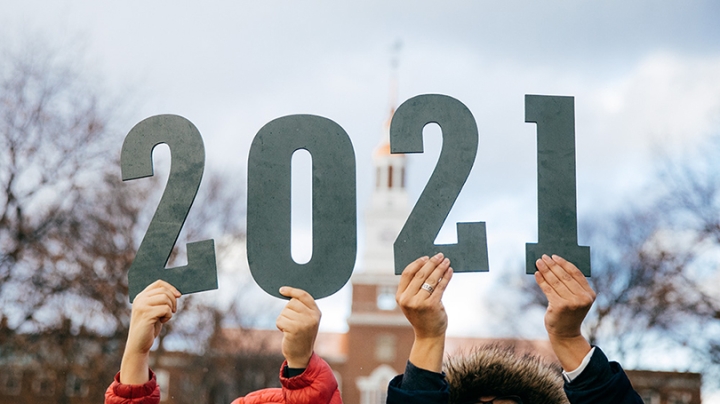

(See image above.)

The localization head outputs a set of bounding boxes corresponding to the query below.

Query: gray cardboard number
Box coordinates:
[121,115,218,302]
[391,94,489,274]
[247,115,357,299]
[525,95,591,276]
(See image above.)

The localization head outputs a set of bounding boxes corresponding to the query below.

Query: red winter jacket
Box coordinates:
[105,353,342,404]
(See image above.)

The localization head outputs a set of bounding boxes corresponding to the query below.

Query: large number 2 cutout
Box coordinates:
[121,115,218,302]
[246,115,357,299]
[390,94,489,274]
[525,95,591,276]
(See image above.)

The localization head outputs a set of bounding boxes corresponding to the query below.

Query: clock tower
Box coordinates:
[343,107,415,404]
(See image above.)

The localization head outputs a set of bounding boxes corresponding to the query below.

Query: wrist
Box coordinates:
[120,351,151,385]
[286,352,312,369]
[548,333,587,346]
[547,334,591,372]
[409,335,445,373]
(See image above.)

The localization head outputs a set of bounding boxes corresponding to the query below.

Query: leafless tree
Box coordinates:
[516,135,720,384]
[0,39,270,403]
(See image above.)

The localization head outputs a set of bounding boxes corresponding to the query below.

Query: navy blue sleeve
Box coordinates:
[386,361,449,404]
[564,347,643,404]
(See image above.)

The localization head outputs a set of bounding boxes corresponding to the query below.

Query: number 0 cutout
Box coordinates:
[391,94,489,274]
[525,95,591,276]
[247,115,357,299]
[121,115,218,302]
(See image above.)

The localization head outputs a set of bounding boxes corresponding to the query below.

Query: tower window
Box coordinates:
[32,371,56,396]
[1,369,22,396]
[375,334,397,362]
[65,374,89,397]
[377,285,396,310]
[356,364,397,404]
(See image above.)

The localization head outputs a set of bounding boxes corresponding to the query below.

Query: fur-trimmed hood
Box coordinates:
[445,344,568,404]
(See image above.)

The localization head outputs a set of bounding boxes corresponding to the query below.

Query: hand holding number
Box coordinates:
[121,280,181,384]
[397,253,454,339]
[396,253,454,372]
[534,254,594,371]
[276,287,322,369]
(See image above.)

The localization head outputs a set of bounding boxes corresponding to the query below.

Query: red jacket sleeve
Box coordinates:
[104,354,340,404]
[232,352,342,404]
[104,369,160,404]
[281,352,342,404]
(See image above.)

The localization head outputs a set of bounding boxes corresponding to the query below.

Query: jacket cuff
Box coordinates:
[280,352,336,390]
[563,346,642,403]
[565,346,632,392]
[111,369,158,398]
[401,360,447,392]
[279,352,339,403]
[387,372,450,404]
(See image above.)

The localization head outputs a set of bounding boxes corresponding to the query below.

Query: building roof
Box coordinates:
[216,328,557,365]
[215,328,348,363]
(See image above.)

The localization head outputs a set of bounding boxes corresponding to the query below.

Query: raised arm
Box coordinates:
[385,253,453,404]
[396,253,454,373]
[535,255,644,404]
[265,287,341,404]
[534,254,594,372]
[120,280,181,384]
[275,286,321,369]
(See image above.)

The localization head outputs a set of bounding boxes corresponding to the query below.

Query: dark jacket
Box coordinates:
[387,361,449,404]
[386,345,642,404]
[564,348,643,404]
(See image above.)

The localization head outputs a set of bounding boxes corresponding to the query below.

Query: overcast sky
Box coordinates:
[4,0,720,393]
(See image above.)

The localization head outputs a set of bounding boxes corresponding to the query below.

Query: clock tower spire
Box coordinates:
[343,41,415,403]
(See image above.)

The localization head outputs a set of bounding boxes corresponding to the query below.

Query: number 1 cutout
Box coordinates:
[525,95,591,276]
[121,115,218,302]
[246,115,357,299]
[391,94,489,274]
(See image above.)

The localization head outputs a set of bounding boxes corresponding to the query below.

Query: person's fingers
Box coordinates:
[144,280,181,298]
[276,308,301,332]
[534,269,560,301]
[552,255,596,297]
[275,308,319,334]
[276,287,321,335]
[428,267,453,302]
[137,281,181,313]
[141,291,177,313]
[543,255,579,292]
[407,253,444,294]
[420,258,450,300]
[424,258,450,287]
[536,256,574,299]
[157,287,178,313]
[397,256,429,295]
[279,286,319,313]
[276,312,290,332]
[146,305,173,325]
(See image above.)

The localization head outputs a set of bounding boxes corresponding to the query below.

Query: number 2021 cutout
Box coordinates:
[121,115,218,302]
[121,93,590,302]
